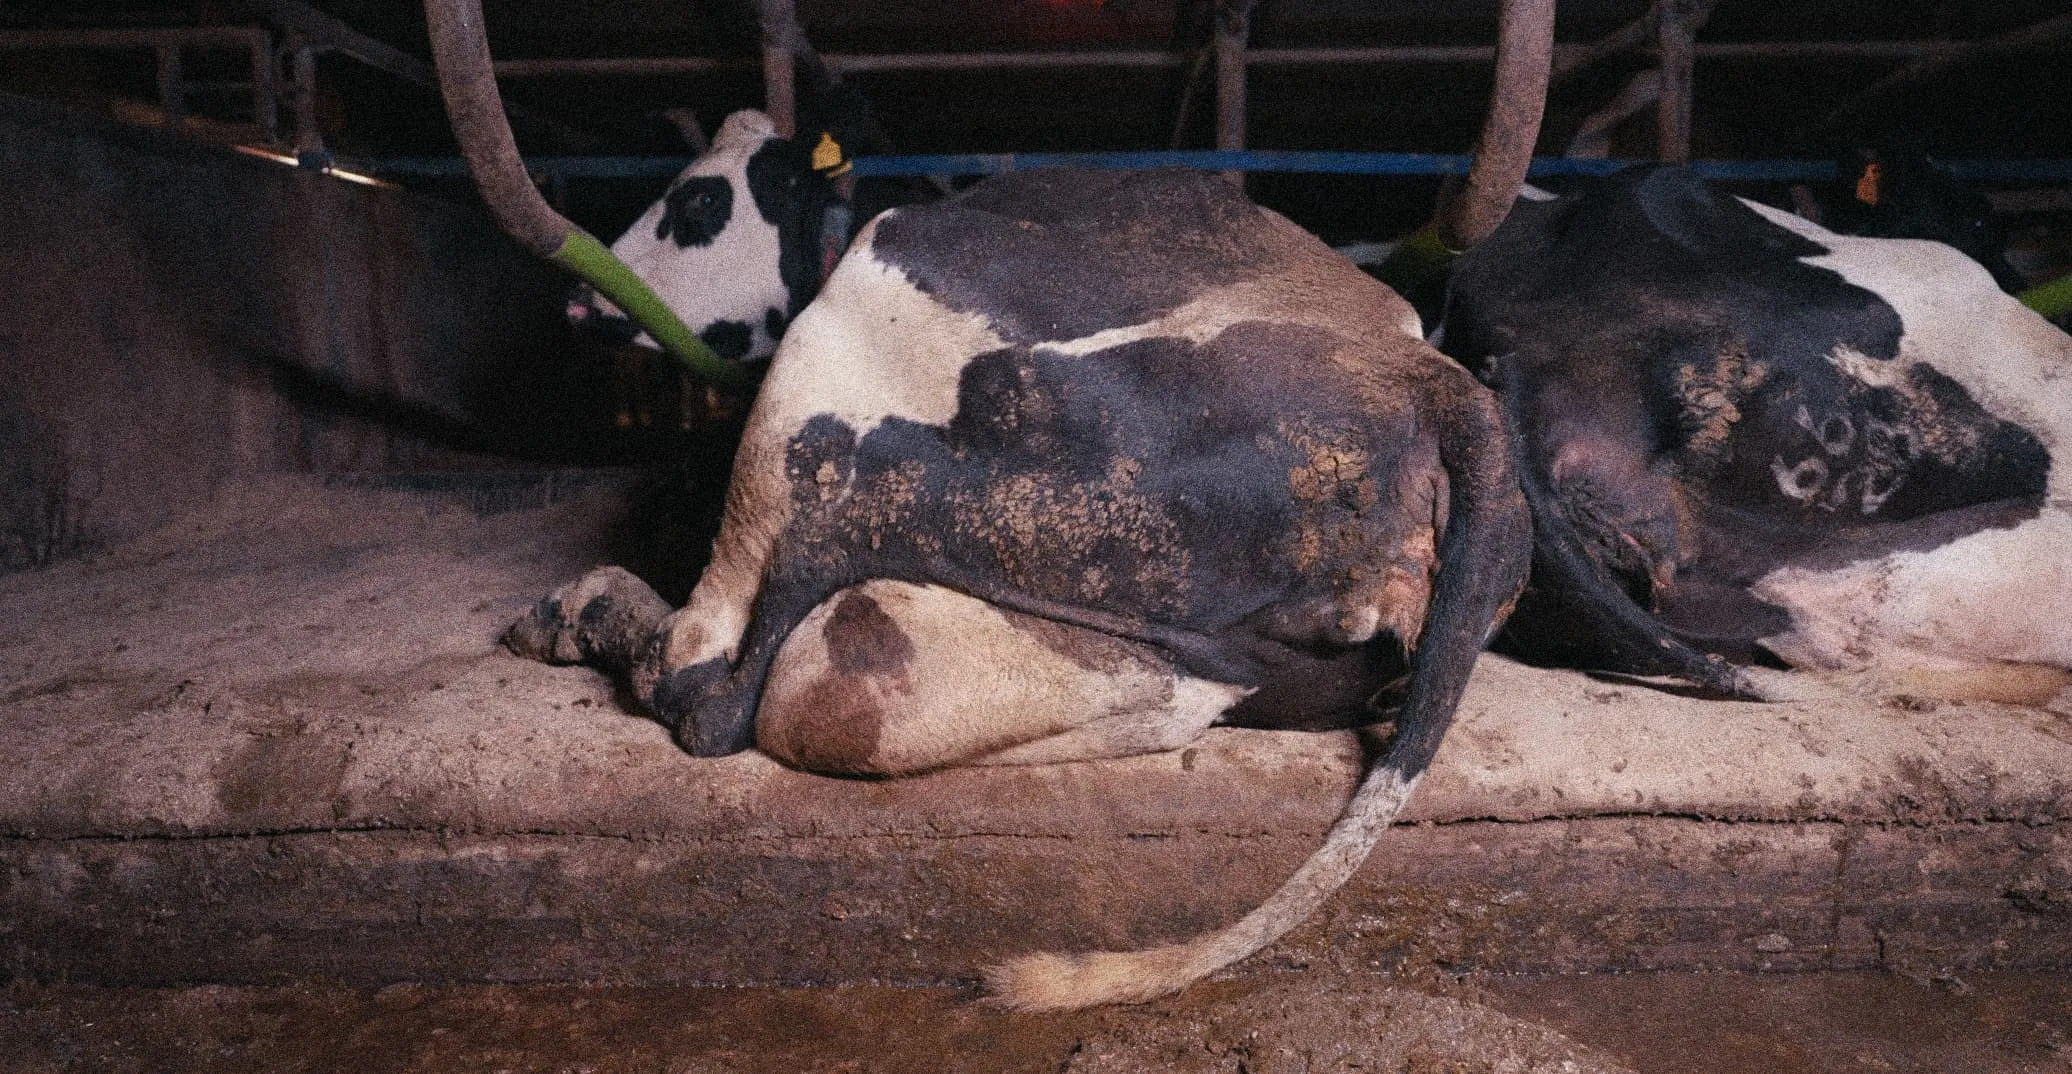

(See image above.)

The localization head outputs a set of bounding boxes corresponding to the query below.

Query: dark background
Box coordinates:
[3,0,2068,570]
[6,0,2071,243]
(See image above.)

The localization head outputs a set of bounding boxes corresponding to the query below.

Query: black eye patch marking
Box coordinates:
[700,319,753,361]
[657,176,735,248]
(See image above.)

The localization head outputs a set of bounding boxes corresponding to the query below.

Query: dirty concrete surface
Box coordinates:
[2,477,2070,1070]
[5,971,2070,1073]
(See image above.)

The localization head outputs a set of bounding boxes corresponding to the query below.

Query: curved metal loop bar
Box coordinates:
[423,0,748,388]
[1438,0,1556,252]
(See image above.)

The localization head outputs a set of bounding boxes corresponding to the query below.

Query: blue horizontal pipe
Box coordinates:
[374,151,2072,183]
[846,151,1853,181]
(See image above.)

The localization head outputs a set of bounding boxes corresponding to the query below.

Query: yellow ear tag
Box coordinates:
[1854,161,1882,206]
[811,131,850,176]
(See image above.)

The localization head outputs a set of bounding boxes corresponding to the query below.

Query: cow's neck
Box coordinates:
[816,200,854,289]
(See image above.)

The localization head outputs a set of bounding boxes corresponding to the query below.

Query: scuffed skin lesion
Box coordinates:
[1275,416,1445,650]
[1672,341,1770,477]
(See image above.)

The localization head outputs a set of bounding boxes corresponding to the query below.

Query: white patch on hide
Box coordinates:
[754,214,1011,438]
[757,580,1254,774]
[1753,511,2072,670]
[973,674,1253,768]
[1038,269,1425,362]
[1338,604,1384,644]
[1741,198,2072,498]
[609,110,789,360]
[1732,199,2072,672]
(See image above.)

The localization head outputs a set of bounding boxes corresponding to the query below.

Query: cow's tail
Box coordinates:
[1491,362,1756,699]
[982,386,1532,1012]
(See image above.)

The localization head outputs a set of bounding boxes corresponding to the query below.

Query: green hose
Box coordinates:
[426,0,747,390]
[552,231,754,388]
[2017,272,2072,324]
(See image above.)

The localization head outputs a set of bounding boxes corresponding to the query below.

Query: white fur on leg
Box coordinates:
[982,766,1422,1012]
[970,675,1250,767]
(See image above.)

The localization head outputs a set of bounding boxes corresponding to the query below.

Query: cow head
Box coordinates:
[566,109,845,364]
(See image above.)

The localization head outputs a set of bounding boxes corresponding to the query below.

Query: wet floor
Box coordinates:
[6,970,2070,1073]
[1477,970,2072,1073]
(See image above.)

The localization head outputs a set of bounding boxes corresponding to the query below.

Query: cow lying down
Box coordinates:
[1441,165,2072,705]
[510,166,1531,1009]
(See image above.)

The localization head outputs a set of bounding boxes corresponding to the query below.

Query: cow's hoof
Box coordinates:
[650,659,756,756]
[504,566,668,667]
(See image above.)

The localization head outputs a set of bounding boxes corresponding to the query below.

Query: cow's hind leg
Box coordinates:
[504,566,673,679]
[756,580,1250,777]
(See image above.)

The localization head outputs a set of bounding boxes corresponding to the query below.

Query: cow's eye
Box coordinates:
[697,192,717,208]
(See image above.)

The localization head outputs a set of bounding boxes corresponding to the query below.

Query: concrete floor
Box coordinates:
[5,479,2071,1072]
[5,971,2070,1073]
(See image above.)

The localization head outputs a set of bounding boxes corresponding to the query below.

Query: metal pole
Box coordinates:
[1553,12,1654,84]
[1655,0,1693,163]
[471,38,2072,80]
[249,31,280,144]
[156,44,186,128]
[422,0,742,386]
[292,42,323,160]
[1566,69,1659,157]
[1438,0,1555,252]
[1214,0,1249,185]
[1812,9,2072,136]
[757,0,798,136]
[258,0,590,148]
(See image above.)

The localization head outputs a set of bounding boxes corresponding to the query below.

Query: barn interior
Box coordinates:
[3,2,2072,1071]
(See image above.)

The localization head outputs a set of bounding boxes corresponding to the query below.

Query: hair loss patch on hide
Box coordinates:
[1827,346,1986,470]
[1674,342,1769,474]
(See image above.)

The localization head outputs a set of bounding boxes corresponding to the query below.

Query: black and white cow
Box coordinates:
[566,109,847,364]
[1441,164,2071,702]
[510,164,1532,1009]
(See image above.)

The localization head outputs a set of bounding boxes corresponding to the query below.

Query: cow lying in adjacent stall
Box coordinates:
[1439,164,2072,703]
[511,148,1533,1009]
